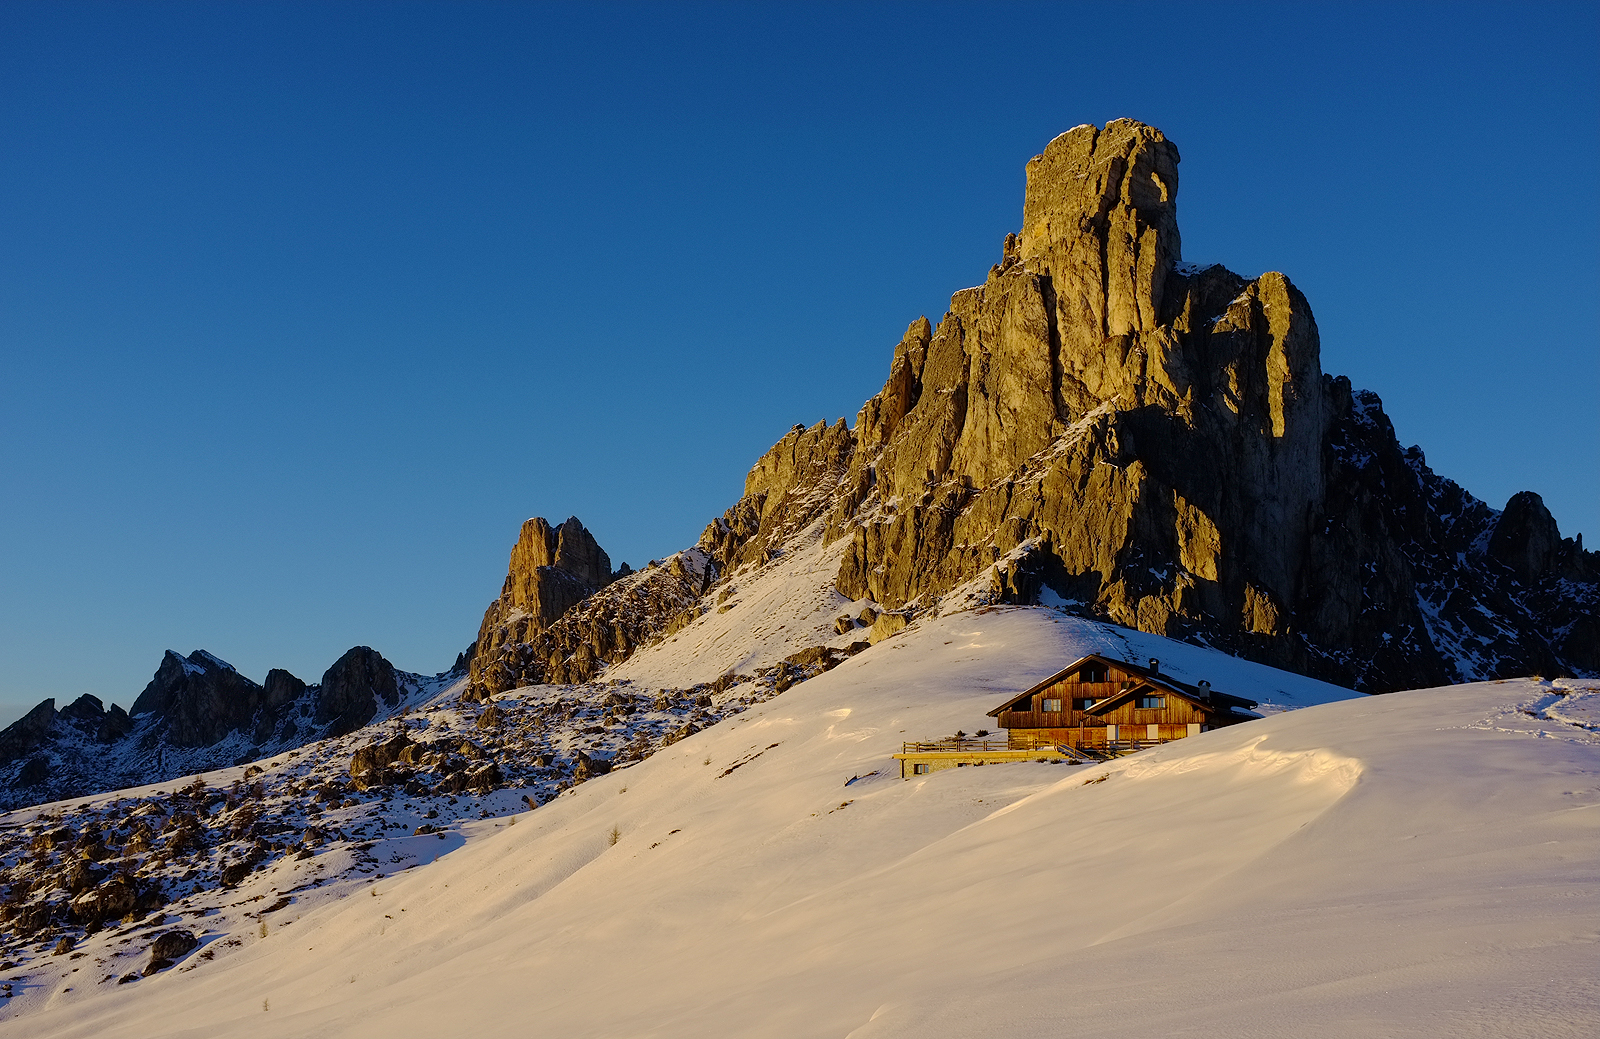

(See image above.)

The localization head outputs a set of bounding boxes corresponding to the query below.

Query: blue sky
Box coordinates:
[1,1,1595,723]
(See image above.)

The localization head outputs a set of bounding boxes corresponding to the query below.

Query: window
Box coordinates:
[1138,696,1166,710]
[1080,665,1106,683]
[1075,698,1097,710]
[1042,698,1063,713]
[913,763,930,775]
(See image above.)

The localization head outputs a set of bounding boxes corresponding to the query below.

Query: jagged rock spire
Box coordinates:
[467,516,629,697]
[696,119,1597,691]
[1020,120,1182,343]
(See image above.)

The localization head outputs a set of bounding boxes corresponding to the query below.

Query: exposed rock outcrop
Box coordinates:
[694,119,1596,691]
[465,516,703,697]
[452,120,1594,695]
[466,517,618,691]
[315,647,402,737]
[0,699,56,765]
[129,651,266,748]
[1488,491,1590,586]
[468,546,715,697]
[0,645,428,811]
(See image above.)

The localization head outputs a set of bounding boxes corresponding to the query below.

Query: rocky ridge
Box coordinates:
[685,119,1597,692]
[457,120,1595,698]
[0,647,432,812]
[465,517,712,697]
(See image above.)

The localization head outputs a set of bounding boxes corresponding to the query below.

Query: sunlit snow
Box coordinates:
[4,606,1595,1038]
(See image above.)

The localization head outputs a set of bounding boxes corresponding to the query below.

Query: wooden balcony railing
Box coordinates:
[900,739,1012,753]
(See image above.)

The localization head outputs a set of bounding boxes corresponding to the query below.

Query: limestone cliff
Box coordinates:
[697,119,1597,691]
[466,516,681,697]
[466,532,712,697]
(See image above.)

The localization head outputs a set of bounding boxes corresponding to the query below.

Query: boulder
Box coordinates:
[783,646,849,672]
[467,763,504,791]
[65,861,104,895]
[69,876,137,925]
[398,742,434,766]
[148,928,198,961]
[572,753,609,781]
[11,902,57,936]
[350,733,412,777]
[867,612,908,645]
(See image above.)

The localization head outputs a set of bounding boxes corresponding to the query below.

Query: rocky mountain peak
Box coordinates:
[1487,491,1589,585]
[466,515,636,696]
[688,119,1597,692]
[129,650,268,748]
[1019,119,1182,345]
[0,699,56,766]
[506,515,613,594]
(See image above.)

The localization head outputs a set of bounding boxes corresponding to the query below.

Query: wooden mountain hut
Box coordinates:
[988,653,1259,750]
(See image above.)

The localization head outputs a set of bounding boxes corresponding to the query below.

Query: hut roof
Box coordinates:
[986,653,1257,717]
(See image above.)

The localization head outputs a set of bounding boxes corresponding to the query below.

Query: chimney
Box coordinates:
[1198,679,1211,700]
[1148,658,1160,674]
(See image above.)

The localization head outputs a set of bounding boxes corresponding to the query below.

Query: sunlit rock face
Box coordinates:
[695,119,1596,692]
[465,515,707,697]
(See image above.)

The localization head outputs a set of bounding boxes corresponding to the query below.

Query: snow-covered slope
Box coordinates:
[6,610,1594,1038]
[609,520,864,688]
[609,518,1353,713]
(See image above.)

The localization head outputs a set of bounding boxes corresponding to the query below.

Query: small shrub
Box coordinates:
[607,826,621,846]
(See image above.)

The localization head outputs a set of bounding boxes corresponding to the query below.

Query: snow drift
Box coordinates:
[5,608,1595,1038]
